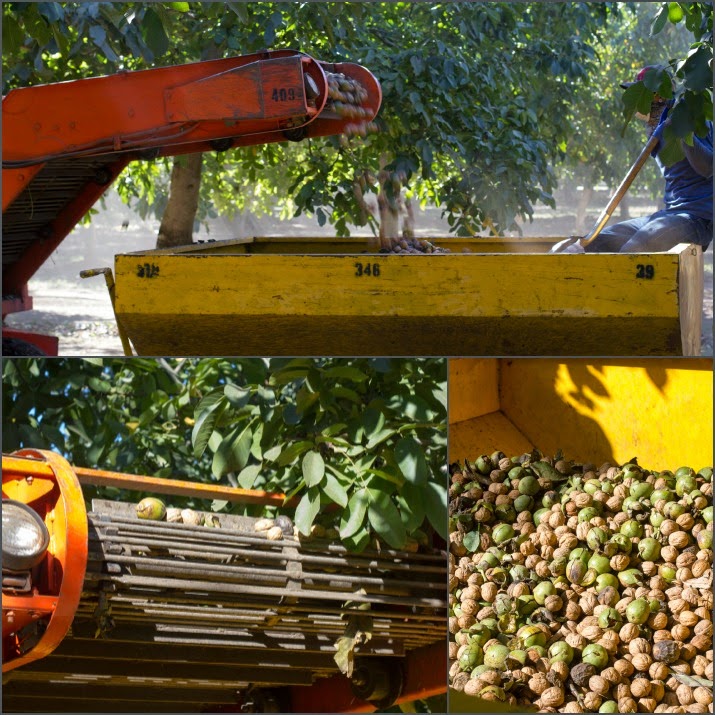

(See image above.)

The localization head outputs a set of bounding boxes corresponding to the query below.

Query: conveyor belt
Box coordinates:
[2,500,447,712]
[2,156,126,295]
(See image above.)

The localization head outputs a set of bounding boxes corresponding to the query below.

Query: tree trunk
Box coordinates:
[156,153,203,249]
[377,189,401,248]
[402,196,415,239]
[619,193,631,219]
[575,179,594,234]
[377,162,401,250]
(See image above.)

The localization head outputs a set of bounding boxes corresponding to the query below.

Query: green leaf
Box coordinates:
[191,391,226,458]
[88,376,111,393]
[276,440,314,466]
[208,429,223,453]
[142,7,169,57]
[212,421,253,478]
[650,4,669,35]
[621,82,655,127]
[365,468,404,488]
[268,363,311,386]
[530,460,569,482]
[365,426,397,450]
[423,478,448,540]
[342,525,371,553]
[321,423,347,438]
[250,422,263,460]
[24,4,52,45]
[296,386,320,415]
[361,407,385,439]
[681,45,712,92]
[302,451,325,488]
[332,386,362,403]
[463,530,481,552]
[89,24,107,48]
[294,486,321,535]
[323,470,348,507]
[237,463,262,489]
[322,366,369,382]
[224,383,251,407]
[263,444,282,462]
[393,436,429,485]
[82,358,105,367]
[366,488,406,549]
[168,2,190,11]
[396,480,426,532]
[390,393,433,421]
[657,127,686,166]
[340,488,369,538]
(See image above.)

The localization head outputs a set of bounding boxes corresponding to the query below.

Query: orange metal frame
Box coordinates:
[1,49,381,346]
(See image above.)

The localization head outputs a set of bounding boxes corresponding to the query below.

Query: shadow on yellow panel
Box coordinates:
[449,358,713,471]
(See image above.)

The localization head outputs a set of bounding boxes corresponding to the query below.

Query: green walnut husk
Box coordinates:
[136,497,167,520]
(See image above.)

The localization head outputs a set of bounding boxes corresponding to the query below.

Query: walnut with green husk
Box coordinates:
[448,451,713,713]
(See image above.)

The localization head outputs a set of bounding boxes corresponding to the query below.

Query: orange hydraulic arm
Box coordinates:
[1,50,381,323]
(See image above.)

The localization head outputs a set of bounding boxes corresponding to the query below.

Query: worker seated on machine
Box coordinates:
[573,66,712,254]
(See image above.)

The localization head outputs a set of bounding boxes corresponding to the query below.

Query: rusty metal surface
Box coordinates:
[3,500,447,712]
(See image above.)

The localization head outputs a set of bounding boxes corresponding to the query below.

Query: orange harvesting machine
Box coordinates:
[1,49,382,355]
[1,450,446,713]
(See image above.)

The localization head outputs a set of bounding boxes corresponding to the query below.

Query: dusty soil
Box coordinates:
[5,192,712,357]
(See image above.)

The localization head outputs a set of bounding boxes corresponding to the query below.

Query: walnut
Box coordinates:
[652,640,681,664]
[539,686,565,708]
[588,675,611,696]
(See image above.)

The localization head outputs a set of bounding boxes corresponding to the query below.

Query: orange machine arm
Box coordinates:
[2,49,381,304]
[1,450,301,673]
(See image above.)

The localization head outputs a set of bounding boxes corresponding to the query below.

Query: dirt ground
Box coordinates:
[5,192,713,357]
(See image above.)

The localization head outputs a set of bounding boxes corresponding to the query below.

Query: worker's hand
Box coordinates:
[652,117,671,141]
[550,237,585,253]
[562,242,585,254]
[650,107,672,153]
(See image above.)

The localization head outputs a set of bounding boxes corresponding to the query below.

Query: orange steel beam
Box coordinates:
[288,641,447,713]
[2,454,297,508]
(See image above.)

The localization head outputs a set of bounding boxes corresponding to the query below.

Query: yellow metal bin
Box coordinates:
[448,357,713,713]
[108,237,704,357]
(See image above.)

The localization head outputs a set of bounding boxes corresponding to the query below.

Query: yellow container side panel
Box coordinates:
[449,359,713,472]
[449,410,533,464]
[448,358,500,423]
[116,253,683,318]
[500,359,713,471]
[113,248,697,356]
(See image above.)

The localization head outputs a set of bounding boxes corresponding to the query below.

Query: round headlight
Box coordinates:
[2,499,50,571]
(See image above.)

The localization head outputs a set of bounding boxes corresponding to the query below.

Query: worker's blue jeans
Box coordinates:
[584,210,713,253]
